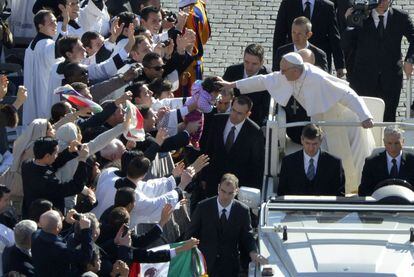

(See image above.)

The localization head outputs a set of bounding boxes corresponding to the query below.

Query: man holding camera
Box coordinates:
[342,0,414,122]
[31,210,93,277]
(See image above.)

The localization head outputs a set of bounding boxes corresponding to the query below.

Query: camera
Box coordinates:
[346,0,379,27]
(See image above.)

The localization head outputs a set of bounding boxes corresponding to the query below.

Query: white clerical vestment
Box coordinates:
[23,34,60,125]
[236,63,376,193]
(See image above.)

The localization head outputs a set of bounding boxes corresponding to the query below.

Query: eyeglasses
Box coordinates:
[146,65,164,71]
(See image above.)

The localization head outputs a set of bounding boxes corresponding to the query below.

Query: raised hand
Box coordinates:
[190,154,210,174]
[110,17,124,43]
[159,203,174,227]
[0,75,8,99]
[155,127,169,145]
[172,161,185,177]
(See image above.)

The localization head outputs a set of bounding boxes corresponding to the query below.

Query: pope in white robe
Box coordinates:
[221,53,376,194]
[23,11,66,125]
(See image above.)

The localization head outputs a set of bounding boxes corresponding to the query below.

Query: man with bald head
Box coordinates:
[220,52,376,194]
[32,210,93,277]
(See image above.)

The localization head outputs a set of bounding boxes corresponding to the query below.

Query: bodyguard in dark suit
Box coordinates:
[201,96,265,197]
[273,0,345,75]
[341,0,414,122]
[274,17,329,144]
[187,174,267,277]
[223,44,271,127]
[278,124,345,196]
[359,126,414,196]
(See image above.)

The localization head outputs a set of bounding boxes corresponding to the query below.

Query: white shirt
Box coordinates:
[217,198,233,219]
[386,151,402,174]
[293,41,310,52]
[303,150,320,175]
[223,118,245,144]
[372,9,389,28]
[302,0,315,17]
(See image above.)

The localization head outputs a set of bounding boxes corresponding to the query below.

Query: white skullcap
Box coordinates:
[282,52,304,65]
[179,0,197,8]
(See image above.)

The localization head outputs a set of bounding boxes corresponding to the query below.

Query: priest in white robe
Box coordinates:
[220,52,376,194]
[23,10,67,125]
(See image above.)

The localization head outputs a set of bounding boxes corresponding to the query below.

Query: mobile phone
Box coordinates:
[73,213,81,221]
[122,224,129,236]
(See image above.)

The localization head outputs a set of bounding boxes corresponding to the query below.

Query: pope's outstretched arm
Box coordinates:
[218,74,269,94]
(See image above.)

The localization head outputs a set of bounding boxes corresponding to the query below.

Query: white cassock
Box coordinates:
[92,167,121,219]
[23,34,61,125]
[55,20,85,39]
[9,0,37,38]
[47,48,128,110]
[236,63,376,194]
[129,176,180,229]
[79,0,110,36]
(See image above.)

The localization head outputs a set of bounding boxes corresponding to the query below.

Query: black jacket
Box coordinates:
[359,151,414,196]
[32,229,93,277]
[272,0,345,71]
[21,149,87,217]
[278,150,345,196]
[202,114,265,196]
[222,63,270,127]
[2,245,34,276]
[186,197,257,277]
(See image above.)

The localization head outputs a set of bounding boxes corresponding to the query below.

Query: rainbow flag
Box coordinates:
[140,242,208,277]
[54,85,103,113]
[123,100,145,142]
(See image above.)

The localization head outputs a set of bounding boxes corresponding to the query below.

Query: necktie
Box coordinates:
[378,15,384,38]
[220,208,227,227]
[304,1,311,20]
[390,158,398,178]
[307,158,315,180]
[225,126,236,152]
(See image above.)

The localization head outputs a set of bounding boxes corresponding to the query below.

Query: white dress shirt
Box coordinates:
[386,151,402,174]
[302,0,315,17]
[217,198,233,219]
[372,9,389,28]
[223,118,245,144]
[303,150,320,176]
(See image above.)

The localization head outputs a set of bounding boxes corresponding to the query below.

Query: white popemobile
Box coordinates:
[239,89,414,276]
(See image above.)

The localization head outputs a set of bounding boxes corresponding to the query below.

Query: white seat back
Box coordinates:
[361,97,385,147]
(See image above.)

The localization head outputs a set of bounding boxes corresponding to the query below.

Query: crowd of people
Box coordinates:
[0,0,412,276]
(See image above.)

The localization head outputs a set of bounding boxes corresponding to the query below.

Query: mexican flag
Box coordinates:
[139,242,207,277]
[123,100,145,142]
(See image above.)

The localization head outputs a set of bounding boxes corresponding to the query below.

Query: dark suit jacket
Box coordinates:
[273,43,328,143]
[359,151,414,196]
[278,150,345,196]
[342,8,414,97]
[222,63,270,127]
[21,150,87,218]
[2,245,34,276]
[187,197,257,277]
[31,229,93,277]
[202,114,265,196]
[273,43,329,72]
[272,0,345,71]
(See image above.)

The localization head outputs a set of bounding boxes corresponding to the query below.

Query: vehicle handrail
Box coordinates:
[276,120,414,129]
[261,225,414,236]
[265,202,414,212]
